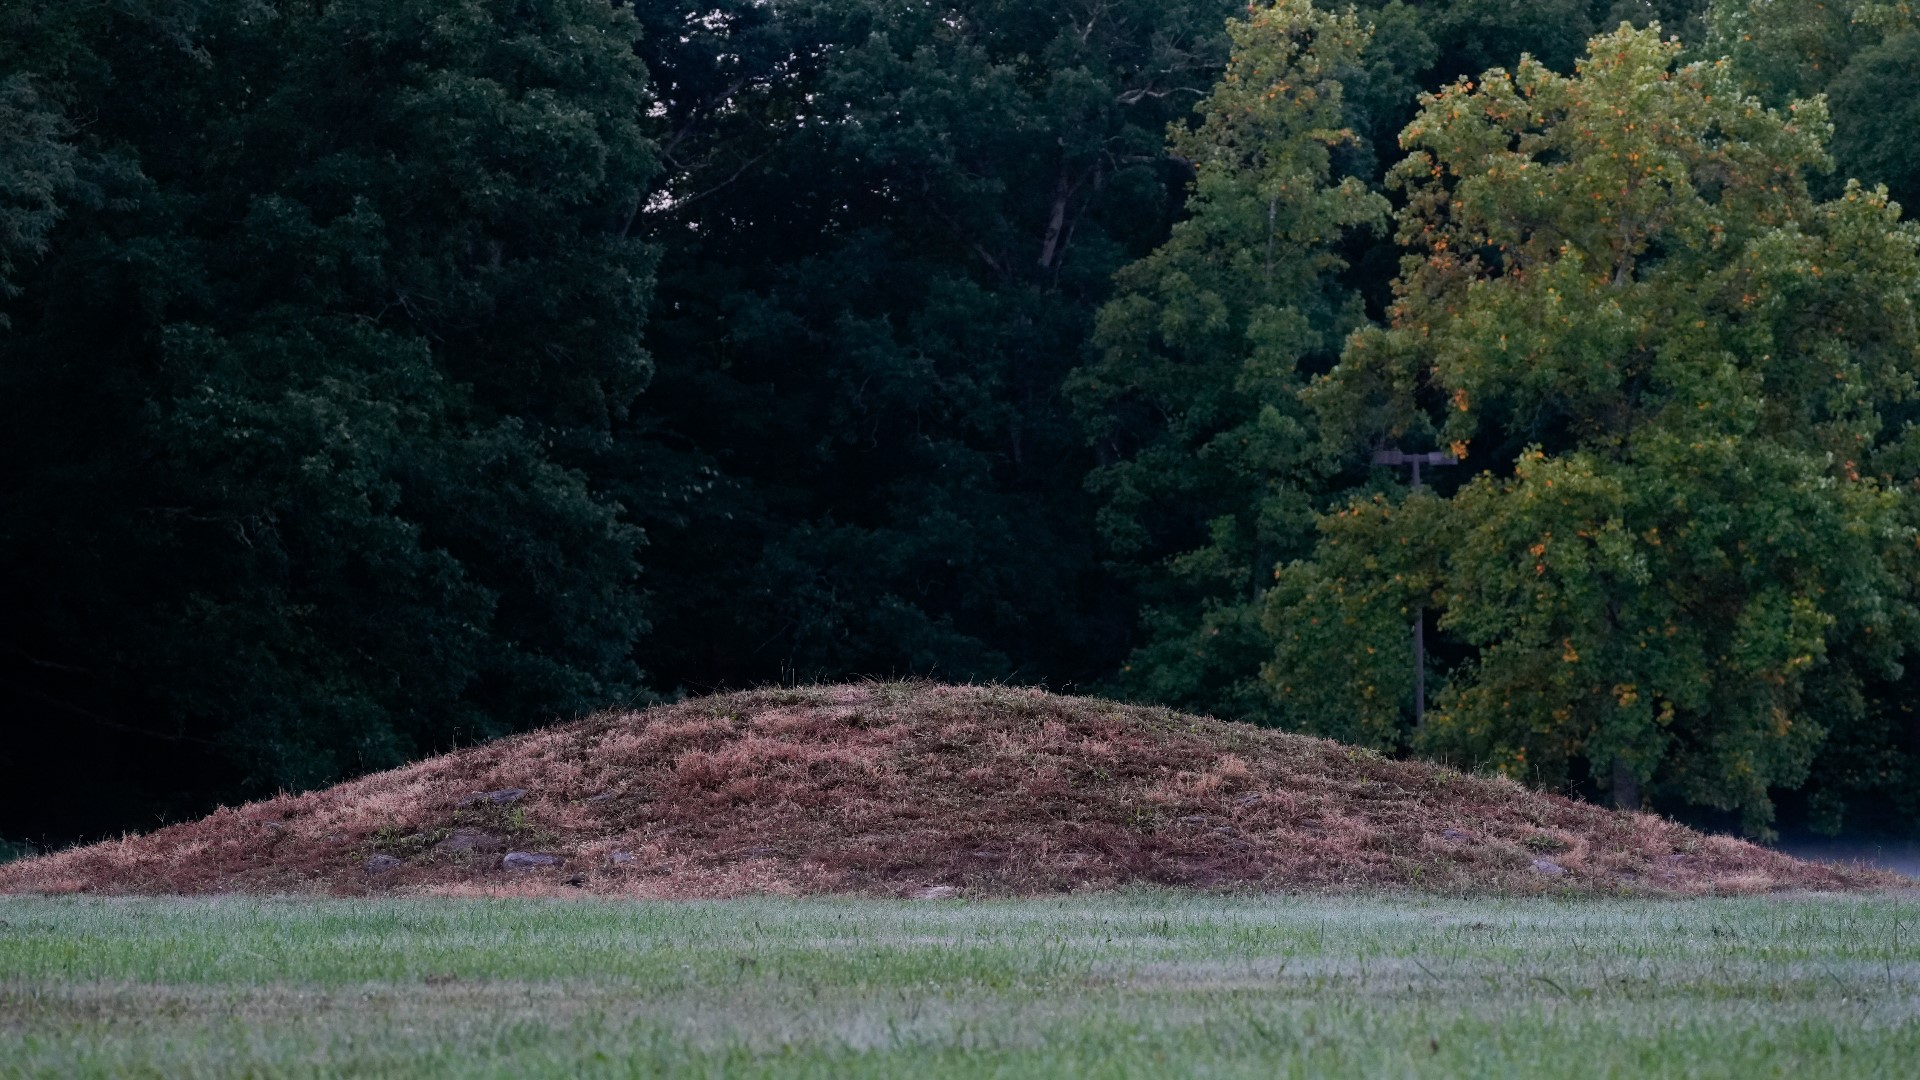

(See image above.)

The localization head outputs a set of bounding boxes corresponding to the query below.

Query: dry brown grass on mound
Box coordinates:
[1,682,1899,898]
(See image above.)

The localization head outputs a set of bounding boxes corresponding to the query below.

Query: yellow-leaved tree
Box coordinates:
[1270,24,1920,835]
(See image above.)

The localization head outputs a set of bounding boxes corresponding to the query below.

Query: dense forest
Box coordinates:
[4,0,1918,846]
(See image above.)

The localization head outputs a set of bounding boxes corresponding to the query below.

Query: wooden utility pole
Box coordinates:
[1371,449,1457,726]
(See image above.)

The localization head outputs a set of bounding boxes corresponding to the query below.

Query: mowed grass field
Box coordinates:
[2,892,1916,1078]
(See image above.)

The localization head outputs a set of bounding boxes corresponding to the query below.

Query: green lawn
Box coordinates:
[1,892,1916,1078]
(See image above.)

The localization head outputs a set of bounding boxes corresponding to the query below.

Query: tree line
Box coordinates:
[4,0,1917,843]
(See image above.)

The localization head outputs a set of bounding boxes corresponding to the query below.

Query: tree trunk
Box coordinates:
[1612,758,1641,812]
[1038,168,1071,269]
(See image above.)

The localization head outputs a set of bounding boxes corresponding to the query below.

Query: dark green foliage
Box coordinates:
[1070,1,1388,719]
[2,0,1917,845]
[1708,0,1920,203]
[631,0,1243,689]
[1,0,659,834]
[0,73,75,323]
[1828,31,1920,213]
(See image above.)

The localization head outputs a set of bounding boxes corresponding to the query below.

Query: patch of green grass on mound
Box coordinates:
[3,894,1917,1078]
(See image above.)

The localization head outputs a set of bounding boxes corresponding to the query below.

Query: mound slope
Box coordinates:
[1,683,1895,897]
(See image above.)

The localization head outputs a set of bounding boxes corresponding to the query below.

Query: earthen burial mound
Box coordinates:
[1,683,1895,897]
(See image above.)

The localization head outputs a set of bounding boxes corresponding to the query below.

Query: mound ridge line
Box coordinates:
[1,683,1896,897]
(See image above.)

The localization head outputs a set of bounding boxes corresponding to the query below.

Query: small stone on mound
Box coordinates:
[433,829,503,855]
[502,851,561,870]
[459,788,526,807]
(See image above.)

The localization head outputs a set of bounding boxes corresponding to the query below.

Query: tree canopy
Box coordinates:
[1278,24,1920,834]
[2,0,660,835]
[4,0,1918,845]
[1071,0,1387,718]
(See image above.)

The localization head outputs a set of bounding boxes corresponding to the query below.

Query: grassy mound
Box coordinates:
[0,683,1896,897]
